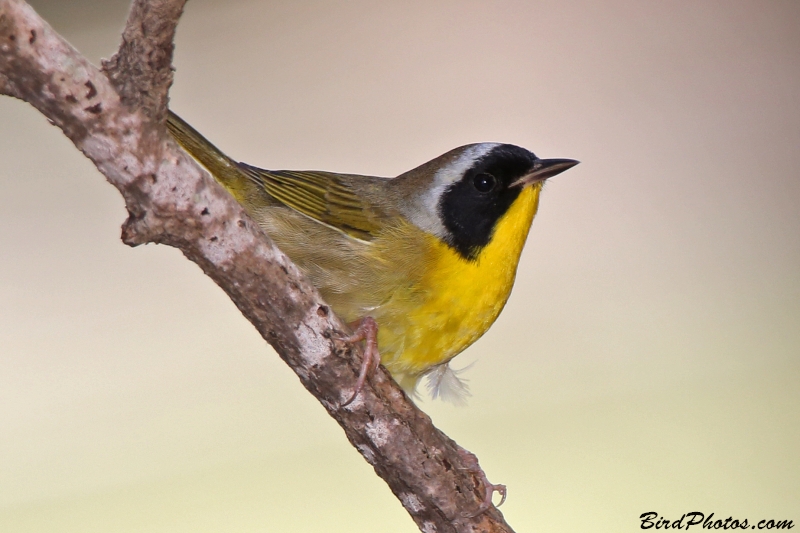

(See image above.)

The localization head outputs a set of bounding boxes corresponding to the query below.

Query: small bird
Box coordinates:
[167,111,578,404]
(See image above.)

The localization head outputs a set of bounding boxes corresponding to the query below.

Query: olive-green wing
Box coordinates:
[238,164,384,242]
[167,111,385,242]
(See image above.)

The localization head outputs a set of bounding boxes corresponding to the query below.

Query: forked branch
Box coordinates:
[0,1,514,531]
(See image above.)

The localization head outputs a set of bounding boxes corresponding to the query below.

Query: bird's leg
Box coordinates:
[457,447,507,517]
[340,316,380,407]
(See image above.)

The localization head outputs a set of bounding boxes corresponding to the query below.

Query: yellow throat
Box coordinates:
[383,184,542,386]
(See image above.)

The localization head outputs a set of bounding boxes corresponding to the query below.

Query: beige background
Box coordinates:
[1,1,798,531]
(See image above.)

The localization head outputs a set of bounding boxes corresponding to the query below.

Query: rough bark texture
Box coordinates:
[0,1,515,531]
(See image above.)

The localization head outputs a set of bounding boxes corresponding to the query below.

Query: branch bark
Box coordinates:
[0,1,515,531]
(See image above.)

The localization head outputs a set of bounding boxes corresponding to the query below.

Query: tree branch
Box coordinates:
[0,1,515,531]
[101,0,182,123]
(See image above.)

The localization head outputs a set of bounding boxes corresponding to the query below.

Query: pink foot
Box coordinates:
[457,447,507,517]
[340,317,380,407]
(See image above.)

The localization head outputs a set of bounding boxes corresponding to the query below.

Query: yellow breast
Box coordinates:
[380,185,542,384]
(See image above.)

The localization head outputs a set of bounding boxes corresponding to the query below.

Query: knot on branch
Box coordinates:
[121,207,154,246]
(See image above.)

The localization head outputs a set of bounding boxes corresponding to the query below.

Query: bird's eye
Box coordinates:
[473,172,497,193]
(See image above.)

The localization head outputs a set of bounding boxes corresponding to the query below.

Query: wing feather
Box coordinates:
[238,165,385,241]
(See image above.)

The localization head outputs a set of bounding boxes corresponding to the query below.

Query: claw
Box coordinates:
[339,317,380,407]
[457,447,507,517]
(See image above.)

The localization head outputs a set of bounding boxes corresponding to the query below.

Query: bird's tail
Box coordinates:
[166,111,254,204]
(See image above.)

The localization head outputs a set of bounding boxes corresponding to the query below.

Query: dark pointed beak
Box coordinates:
[511,158,580,187]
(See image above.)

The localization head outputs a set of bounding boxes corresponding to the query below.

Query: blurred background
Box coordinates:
[1,0,798,531]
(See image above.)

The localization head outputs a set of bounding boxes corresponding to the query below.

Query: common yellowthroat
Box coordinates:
[167,111,578,403]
